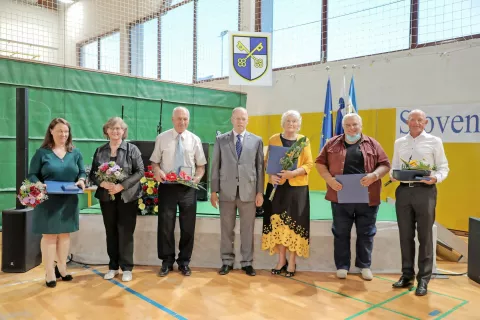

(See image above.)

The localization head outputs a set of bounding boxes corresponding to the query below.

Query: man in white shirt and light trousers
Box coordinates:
[390,109,449,296]
[150,107,207,277]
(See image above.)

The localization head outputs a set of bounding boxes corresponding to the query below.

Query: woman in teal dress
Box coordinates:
[28,118,86,288]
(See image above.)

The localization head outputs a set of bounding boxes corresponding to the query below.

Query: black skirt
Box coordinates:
[261,180,310,258]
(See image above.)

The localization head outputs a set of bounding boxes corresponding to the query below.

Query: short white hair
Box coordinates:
[172,106,190,118]
[281,110,302,131]
[342,113,362,126]
[232,107,248,116]
[408,109,426,120]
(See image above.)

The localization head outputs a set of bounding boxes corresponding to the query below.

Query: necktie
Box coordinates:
[174,134,184,173]
[236,134,242,158]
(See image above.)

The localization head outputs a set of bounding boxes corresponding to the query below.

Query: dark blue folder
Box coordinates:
[266,145,298,174]
[45,180,84,194]
[335,174,369,204]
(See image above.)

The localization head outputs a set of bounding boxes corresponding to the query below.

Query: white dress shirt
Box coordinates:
[391,131,449,183]
[150,129,207,176]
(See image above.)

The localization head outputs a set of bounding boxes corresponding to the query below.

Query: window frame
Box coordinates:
[126,0,241,84]
[77,29,120,72]
[254,0,480,68]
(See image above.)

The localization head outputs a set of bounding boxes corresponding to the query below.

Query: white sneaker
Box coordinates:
[122,271,132,282]
[361,268,373,281]
[104,270,119,280]
[336,269,348,279]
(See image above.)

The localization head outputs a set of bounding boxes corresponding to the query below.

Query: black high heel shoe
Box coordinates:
[55,265,73,281]
[285,264,296,277]
[271,262,288,275]
[46,280,56,288]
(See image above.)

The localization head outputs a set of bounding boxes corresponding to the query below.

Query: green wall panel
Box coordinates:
[0,85,16,136]
[0,58,247,218]
[135,100,162,141]
[0,59,65,89]
[0,140,15,189]
[29,89,66,136]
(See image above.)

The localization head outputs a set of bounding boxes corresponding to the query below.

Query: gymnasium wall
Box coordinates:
[199,41,480,232]
[0,58,246,222]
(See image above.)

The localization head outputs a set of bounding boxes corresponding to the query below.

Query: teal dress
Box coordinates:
[28,147,86,234]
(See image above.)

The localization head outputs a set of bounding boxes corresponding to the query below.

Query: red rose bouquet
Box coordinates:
[164,170,206,190]
[17,179,48,208]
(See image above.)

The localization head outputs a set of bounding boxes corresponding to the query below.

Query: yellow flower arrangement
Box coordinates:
[138,165,159,215]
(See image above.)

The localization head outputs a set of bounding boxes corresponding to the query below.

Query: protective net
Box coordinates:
[1,0,479,82]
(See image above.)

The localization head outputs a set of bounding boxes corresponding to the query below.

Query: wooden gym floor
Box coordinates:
[0,235,478,320]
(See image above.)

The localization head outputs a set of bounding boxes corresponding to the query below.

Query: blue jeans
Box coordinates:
[331,203,379,270]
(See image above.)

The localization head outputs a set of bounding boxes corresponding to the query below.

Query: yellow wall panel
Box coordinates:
[249,109,480,231]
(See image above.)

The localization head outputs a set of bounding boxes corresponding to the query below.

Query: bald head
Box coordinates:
[231,107,248,133]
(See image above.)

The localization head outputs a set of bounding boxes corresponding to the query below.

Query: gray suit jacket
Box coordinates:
[211,131,264,202]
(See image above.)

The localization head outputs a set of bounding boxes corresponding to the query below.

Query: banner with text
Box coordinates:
[396,105,480,143]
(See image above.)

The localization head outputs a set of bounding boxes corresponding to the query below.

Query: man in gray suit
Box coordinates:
[210,107,264,276]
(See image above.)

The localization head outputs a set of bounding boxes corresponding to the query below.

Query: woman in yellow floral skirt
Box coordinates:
[261,110,313,277]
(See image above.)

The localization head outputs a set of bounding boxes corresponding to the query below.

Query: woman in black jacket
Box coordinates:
[89,117,144,282]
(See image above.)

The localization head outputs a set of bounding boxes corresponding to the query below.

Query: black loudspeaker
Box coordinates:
[2,209,42,272]
[197,143,209,201]
[2,88,42,273]
[129,140,156,170]
[468,217,480,285]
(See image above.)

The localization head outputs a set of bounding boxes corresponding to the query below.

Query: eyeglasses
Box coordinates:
[109,127,124,131]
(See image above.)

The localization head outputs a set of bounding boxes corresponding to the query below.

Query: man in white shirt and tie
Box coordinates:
[390,109,449,296]
[150,106,207,277]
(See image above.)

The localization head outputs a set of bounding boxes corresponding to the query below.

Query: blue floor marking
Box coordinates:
[90,268,187,320]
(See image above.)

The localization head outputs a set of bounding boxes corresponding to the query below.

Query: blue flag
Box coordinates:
[348,76,357,113]
[320,78,333,150]
[335,97,345,135]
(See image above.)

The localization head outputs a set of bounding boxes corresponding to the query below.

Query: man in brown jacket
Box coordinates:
[315,113,391,280]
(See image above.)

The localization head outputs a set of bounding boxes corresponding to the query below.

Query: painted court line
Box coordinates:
[434,300,468,320]
[345,290,415,320]
[90,268,187,320]
[374,275,469,319]
[284,276,419,319]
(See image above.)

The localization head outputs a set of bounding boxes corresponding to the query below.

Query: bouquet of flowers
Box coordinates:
[138,165,159,215]
[17,179,48,208]
[94,161,126,200]
[400,157,437,171]
[164,170,206,190]
[269,136,309,201]
[385,156,437,186]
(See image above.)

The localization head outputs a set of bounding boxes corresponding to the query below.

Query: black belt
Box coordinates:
[400,182,434,188]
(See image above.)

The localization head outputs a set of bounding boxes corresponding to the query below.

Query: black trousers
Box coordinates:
[331,202,379,270]
[157,183,197,267]
[395,184,437,283]
[99,194,138,271]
